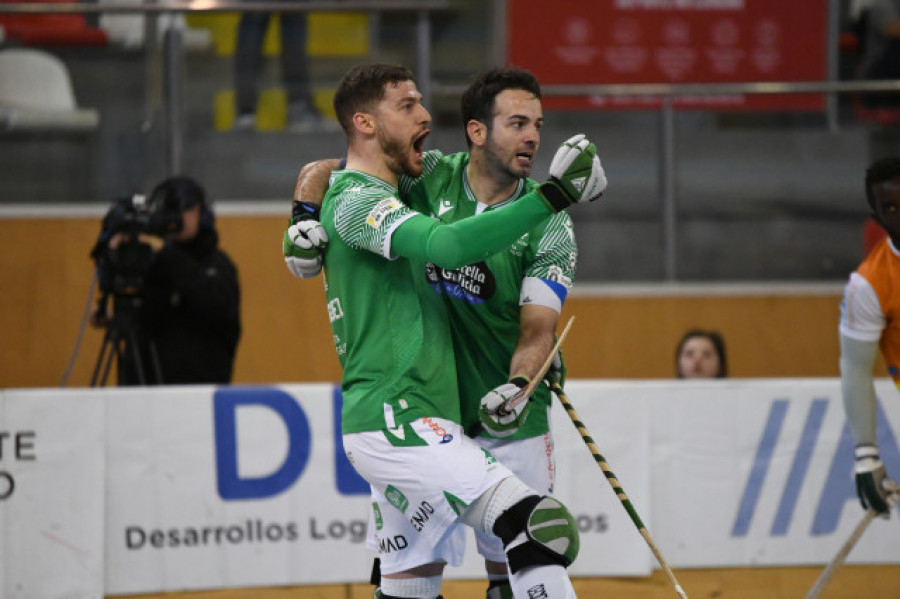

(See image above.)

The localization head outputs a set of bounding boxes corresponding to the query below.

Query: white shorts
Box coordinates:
[473,428,555,562]
[343,417,513,575]
[356,411,555,572]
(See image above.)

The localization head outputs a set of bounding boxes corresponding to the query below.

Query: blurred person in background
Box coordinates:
[839,157,900,516]
[90,176,241,385]
[675,329,727,379]
[859,0,900,108]
[233,0,334,132]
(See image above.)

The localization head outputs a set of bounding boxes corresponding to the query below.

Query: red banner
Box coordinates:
[507,0,828,111]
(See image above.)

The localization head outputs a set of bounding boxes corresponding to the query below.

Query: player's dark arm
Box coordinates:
[292,158,342,211]
[508,304,559,382]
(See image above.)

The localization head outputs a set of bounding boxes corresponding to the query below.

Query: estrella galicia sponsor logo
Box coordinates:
[409,501,435,533]
[424,261,496,305]
[377,533,408,554]
[420,417,453,444]
[385,485,410,513]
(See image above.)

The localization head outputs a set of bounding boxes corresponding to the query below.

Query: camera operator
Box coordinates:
[90,176,241,386]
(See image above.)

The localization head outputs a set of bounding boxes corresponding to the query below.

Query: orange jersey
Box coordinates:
[845,237,900,382]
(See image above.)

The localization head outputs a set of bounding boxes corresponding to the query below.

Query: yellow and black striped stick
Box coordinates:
[548,375,689,599]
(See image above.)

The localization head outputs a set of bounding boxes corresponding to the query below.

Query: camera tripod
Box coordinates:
[90,293,164,386]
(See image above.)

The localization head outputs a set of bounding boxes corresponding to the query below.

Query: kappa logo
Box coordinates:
[570,176,586,192]
[437,199,453,217]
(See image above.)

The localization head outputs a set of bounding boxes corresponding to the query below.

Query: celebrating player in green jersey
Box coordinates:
[286,63,606,599]
[396,69,575,599]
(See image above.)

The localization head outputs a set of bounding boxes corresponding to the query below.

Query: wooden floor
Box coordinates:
[111,565,900,599]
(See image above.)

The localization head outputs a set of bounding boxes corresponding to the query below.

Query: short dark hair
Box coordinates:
[332,63,417,136]
[460,67,541,148]
[675,329,728,378]
[865,157,900,211]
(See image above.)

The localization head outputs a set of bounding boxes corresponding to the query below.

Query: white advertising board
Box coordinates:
[103,384,650,593]
[0,388,105,599]
[564,379,900,568]
[3,379,900,598]
[104,384,372,593]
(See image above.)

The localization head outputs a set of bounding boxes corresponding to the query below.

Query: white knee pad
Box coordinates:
[460,475,534,534]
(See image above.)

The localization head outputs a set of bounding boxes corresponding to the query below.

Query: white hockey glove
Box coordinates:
[283,201,328,279]
[537,134,607,212]
[854,444,898,516]
[478,376,532,438]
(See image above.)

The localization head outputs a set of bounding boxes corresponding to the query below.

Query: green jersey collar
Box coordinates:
[462,164,526,211]
[338,169,398,193]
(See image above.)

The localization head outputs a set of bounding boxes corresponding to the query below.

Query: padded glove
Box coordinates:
[537,134,607,212]
[855,444,894,515]
[283,201,328,279]
[478,376,531,438]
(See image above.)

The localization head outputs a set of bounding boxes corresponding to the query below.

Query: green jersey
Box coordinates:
[320,164,556,435]
[401,151,577,439]
[321,170,460,434]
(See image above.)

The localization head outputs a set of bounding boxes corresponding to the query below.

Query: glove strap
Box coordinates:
[508,375,530,389]
[291,200,321,224]
[536,181,572,213]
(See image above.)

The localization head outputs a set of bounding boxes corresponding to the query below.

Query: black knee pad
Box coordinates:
[492,495,580,574]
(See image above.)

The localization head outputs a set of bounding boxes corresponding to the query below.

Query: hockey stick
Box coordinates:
[548,375,689,599]
[804,508,878,599]
[501,315,575,414]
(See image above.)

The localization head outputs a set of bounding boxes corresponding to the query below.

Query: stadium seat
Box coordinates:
[99,0,211,51]
[0,47,99,132]
[0,0,108,46]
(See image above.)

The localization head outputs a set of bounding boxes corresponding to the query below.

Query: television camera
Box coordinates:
[88,191,185,386]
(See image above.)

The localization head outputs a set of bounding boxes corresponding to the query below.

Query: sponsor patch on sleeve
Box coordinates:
[366,197,403,228]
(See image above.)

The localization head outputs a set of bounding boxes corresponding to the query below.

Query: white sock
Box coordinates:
[380,575,442,598]
[509,564,576,599]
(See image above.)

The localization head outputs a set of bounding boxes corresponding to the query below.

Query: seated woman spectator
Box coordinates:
[675,329,728,379]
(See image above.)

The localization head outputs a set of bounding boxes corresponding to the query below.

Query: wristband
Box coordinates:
[508,375,530,389]
[855,444,880,460]
[537,180,572,212]
[291,200,321,223]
